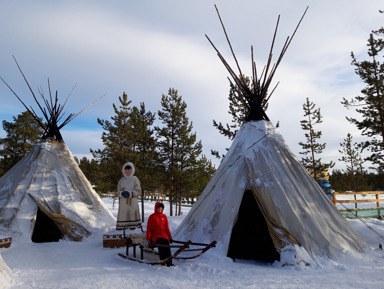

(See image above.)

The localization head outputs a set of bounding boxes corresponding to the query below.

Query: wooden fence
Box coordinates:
[332,191,384,218]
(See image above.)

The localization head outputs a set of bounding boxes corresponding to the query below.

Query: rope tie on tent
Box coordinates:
[339,203,384,249]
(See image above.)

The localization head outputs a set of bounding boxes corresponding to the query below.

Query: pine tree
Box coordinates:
[0,111,43,176]
[191,155,216,194]
[338,133,366,191]
[338,133,365,173]
[211,77,276,159]
[127,102,160,192]
[155,88,203,216]
[212,78,250,159]
[91,92,133,192]
[78,156,100,192]
[213,79,250,139]
[91,93,157,193]
[329,169,349,192]
[299,98,334,179]
[342,20,384,171]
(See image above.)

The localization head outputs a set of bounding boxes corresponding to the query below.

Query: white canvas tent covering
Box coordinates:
[174,121,368,262]
[0,138,115,242]
[174,7,367,263]
[0,253,12,287]
[0,60,115,242]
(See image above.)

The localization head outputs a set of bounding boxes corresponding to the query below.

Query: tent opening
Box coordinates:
[227,190,280,263]
[32,208,62,243]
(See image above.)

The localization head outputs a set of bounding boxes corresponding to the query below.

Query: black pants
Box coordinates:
[155,238,172,265]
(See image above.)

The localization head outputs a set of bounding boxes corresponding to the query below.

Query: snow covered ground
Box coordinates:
[1,198,384,289]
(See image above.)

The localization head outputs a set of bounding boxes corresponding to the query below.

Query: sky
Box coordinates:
[0,0,383,171]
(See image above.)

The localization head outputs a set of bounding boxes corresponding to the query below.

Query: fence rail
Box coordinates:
[332,191,384,218]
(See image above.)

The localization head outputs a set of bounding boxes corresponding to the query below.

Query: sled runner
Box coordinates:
[118,240,192,265]
[118,238,216,265]
[159,240,217,260]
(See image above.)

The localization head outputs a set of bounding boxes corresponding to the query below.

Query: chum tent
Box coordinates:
[0,139,115,242]
[174,6,368,264]
[0,254,12,287]
[0,61,115,242]
[174,121,368,263]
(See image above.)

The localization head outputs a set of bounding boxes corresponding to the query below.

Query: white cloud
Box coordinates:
[1,0,383,172]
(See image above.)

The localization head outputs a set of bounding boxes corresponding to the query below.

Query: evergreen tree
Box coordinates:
[330,169,384,191]
[212,78,250,159]
[191,155,216,194]
[342,19,384,171]
[0,111,43,176]
[299,97,334,179]
[211,77,276,159]
[338,133,366,191]
[213,80,250,139]
[91,93,158,194]
[155,88,203,216]
[329,169,349,192]
[127,102,160,192]
[91,92,133,192]
[78,156,100,192]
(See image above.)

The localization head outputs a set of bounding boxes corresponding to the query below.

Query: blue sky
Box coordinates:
[0,0,383,171]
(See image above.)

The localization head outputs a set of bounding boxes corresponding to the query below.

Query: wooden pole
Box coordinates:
[141,189,145,223]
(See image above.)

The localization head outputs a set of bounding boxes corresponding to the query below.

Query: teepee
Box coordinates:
[174,6,367,263]
[0,253,12,287]
[0,59,115,242]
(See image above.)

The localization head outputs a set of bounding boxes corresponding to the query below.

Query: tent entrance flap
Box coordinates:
[32,208,62,243]
[227,190,279,262]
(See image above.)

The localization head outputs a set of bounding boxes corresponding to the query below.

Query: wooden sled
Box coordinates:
[118,239,216,265]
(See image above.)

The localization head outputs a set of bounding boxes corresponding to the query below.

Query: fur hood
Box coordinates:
[121,162,135,178]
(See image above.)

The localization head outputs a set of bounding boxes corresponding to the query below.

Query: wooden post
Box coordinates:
[141,189,145,223]
[354,193,357,209]
[140,245,144,260]
[332,192,336,205]
[376,193,380,208]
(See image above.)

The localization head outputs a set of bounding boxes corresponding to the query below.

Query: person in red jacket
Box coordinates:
[146,202,174,266]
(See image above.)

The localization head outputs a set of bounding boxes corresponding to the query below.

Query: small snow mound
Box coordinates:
[277,244,314,267]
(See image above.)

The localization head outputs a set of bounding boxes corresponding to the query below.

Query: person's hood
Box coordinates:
[154,202,164,213]
[121,162,135,178]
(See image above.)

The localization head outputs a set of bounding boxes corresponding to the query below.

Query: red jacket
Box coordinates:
[146,202,172,244]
